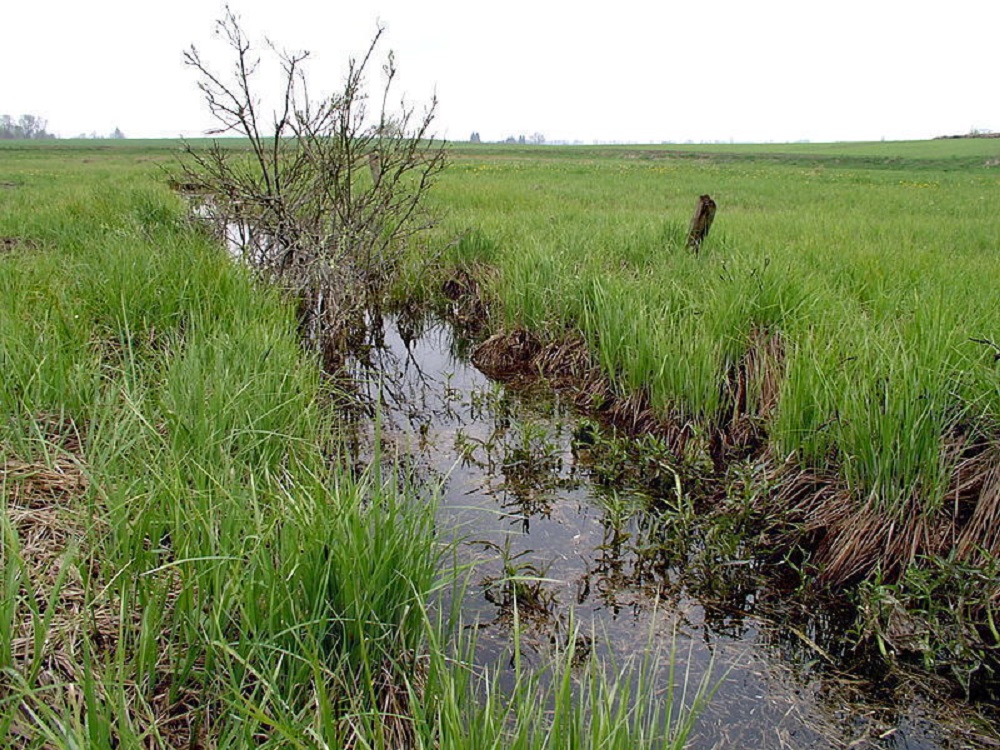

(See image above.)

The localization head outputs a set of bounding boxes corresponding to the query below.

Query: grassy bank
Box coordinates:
[428,141,1000,676]
[435,144,1000,504]
[0,149,709,747]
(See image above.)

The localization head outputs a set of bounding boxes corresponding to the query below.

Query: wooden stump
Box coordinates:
[686,194,717,253]
[368,152,382,184]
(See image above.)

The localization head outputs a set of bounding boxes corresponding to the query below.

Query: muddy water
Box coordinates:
[349,314,990,749]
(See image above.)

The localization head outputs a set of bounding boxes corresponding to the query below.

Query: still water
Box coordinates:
[350,314,991,749]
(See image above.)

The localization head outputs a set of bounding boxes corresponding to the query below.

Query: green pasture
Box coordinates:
[0,145,708,748]
[4,135,999,547]
[436,142,1000,515]
[2,136,999,744]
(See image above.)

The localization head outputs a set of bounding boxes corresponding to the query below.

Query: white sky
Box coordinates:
[3,0,997,143]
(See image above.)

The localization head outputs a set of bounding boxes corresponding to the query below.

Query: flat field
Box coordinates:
[0,141,716,748]
[2,137,1000,746]
[434,139,1000,581]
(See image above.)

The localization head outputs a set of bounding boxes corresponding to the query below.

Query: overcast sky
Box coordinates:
[3,0,996,143]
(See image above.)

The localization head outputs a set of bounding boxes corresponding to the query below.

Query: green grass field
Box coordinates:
[434,140,1000,581]
[0,144,712,748]
[2,136,999,744]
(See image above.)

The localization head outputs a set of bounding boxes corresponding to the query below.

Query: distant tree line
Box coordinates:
[0,114,55,140]
[936,128,998,140]
[469,131,545,145]
[503,134,545,145]
[0,114,127,140]
[75,128,126,140]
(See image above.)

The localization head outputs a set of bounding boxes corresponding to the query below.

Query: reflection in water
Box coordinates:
[191,196,288,267]
[348,313,996,750]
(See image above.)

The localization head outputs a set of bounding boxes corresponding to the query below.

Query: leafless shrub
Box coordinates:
[181,7,446,352]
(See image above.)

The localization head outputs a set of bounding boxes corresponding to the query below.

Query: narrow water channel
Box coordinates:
[346,313,996,750]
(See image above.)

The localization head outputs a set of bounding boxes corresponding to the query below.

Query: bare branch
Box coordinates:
[179,12,446,362]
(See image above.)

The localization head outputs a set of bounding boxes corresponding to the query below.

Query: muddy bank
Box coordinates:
[470,324,1000,606]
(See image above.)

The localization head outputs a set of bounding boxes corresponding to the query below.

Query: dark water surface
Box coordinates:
[348,315,993,750]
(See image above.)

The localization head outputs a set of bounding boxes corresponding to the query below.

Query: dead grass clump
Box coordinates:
[441,266,493,333]
[603,389,667,438]
[1,450,203,748]
[2,453,108,738]
[765,438,1000,587]
[28,412,87,457]
[471,329,542,379]
[764,461,928,584]
[531,336,593,384]
[3,455,87,507]
[146,674,210,750]
[441,268,479,304]
[0,237,39,255]
[721,328,785,456]
[2,419,95,677]
[953,444,1000,565]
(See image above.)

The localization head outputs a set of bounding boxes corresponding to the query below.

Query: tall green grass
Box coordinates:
[437,146,1000,514]
[0,147,711,747]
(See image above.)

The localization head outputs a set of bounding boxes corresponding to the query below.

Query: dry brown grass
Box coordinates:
[442,267,492,331]
[763,435,1000,589]
[470,328,542,380]
[2,450,103,746]
[721,327,785,457]
[0,237,39,255]
[1,445,205,749]
[3,455,99,669]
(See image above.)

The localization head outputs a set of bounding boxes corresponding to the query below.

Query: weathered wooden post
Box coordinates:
[686,194,717,253]
[368,151,382,184]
